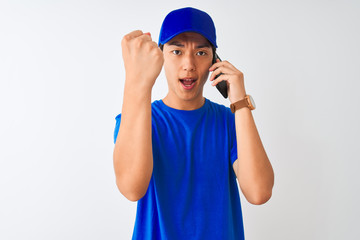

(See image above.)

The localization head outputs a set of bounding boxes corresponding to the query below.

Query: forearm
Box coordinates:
[234,107,274,204]
[113,82,153,201]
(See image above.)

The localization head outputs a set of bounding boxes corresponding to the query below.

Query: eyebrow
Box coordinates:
[168,41,184,47]
[168,41,211,49]
[196,43,211,49]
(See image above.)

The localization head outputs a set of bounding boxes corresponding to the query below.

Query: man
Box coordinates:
[113,7,274,239]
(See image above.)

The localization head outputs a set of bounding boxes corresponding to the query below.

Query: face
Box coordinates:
[163,32,213,105]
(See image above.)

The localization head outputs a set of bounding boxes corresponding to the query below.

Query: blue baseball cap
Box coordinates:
[158,7,217,48]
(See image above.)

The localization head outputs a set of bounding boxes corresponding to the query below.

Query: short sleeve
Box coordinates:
[114,113,122,144]
[229,111,238,165]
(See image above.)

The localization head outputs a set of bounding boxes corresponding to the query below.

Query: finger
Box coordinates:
[210,58,231,71]
[209,61,222,71]
[209,60,237,72]
[123,30,144,41]
[222,60,239,72]
[150,41,158,48]
[148,40,160,51]
[209,68,222,81]
[210,61,229,71]
[211,74,229,86]
[128,34,153,51]
[136,33,152,42]
[209,66,234,81]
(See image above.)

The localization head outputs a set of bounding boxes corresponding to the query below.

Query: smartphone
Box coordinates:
[212,53,228,98]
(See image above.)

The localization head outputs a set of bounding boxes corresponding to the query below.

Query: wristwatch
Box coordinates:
[230,95,256,113]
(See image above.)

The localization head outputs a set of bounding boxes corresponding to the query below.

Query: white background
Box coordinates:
[1,0,359,239]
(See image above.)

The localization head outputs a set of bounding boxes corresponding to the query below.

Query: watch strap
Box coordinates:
[230,97,249,113]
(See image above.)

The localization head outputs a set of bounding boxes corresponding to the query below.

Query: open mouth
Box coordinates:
[180,78,197,90]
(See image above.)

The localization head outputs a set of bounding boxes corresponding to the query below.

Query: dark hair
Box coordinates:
[159,42,217,63]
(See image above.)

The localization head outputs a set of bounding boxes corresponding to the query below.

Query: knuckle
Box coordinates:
[154,51,164,62]
[144,34,151,41]
[133,37,143,47]
[152,49,161,58]
[122,35,130,44]
[135,29,143,35]
[130,30,143,37]
[157,49,164,57]
[145,43,153,52]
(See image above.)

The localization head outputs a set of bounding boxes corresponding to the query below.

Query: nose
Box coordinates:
[182,54,196,72]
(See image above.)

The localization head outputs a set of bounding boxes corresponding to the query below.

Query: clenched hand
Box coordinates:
[121,30,164,92]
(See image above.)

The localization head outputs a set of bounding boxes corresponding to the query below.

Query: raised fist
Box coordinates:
[121,30,164,91]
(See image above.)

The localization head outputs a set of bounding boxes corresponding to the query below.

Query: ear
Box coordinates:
[212,53,217,64]
[212,56,216,64]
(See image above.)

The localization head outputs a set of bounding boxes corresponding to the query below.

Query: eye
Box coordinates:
[196,51,207,56]
[172,50,181,55]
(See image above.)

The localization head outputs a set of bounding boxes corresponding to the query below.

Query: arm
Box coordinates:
[232,107,274,205]
[113,85,153,202]
[209,60,274,205]
[113,30,164,202]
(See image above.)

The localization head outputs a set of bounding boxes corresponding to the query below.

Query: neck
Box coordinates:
[162,95,205,110]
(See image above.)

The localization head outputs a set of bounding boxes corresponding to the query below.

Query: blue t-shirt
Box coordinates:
[114,98,245,240]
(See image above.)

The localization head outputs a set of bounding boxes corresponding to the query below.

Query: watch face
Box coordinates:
[249,95,256,109]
